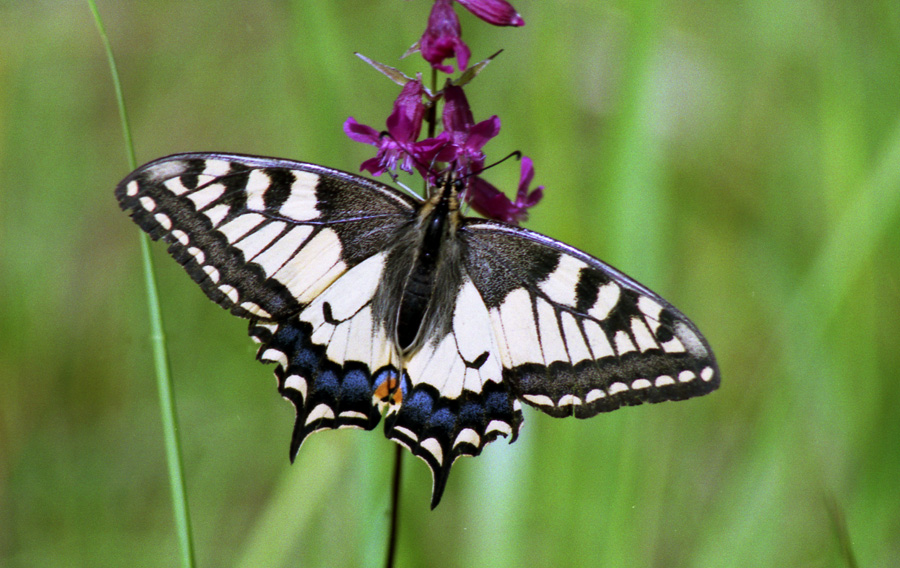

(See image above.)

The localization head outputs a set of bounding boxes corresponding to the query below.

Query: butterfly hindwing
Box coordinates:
[386,275,524,507]
[248,251,405,458]
[460,220,719,418]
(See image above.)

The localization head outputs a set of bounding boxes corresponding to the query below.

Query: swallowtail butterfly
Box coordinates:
[116,153,719,508]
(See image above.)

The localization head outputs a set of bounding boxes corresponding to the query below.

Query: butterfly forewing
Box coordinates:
[115,153,419,320]
[460,220,719,418]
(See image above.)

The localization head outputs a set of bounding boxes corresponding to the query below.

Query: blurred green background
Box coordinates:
[2,1,899,566]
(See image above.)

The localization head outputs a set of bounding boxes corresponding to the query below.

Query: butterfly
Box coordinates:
[116,152,719,508]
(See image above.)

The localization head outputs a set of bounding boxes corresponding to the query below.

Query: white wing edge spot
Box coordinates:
[631,379,652,390]
[485,420,512,437]
[240,301,271,318]
[251,323,277,344]
[261,348,289,367]
[420,437,444,465]
[585,389,605,402]
[139,196,156,212]
[305,404,335,425]
[392,425,419,442]
[188,247,205,265]
[284,374,308,400]
[453,428,481,449]
[522,393,554,407]
[655,375,675,387]
[558,394,583,406]
[126,180,139,196]
[701,366,715,382]
[202,265,219,283]
[678,370,696,383]
[218,284,239,304]
[339,410,369,421]
[608,382,629,395]
[171,229,189,246]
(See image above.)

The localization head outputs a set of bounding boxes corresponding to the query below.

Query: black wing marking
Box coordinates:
[460,219,719,418]
[115,153,419,321]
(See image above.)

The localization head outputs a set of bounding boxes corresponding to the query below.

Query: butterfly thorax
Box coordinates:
[394,180,463,353]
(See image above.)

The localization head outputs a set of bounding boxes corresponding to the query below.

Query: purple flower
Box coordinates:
[413,0,524,73]
[465,156,543,224]
[418,0,470,73]
[344,79,429,175]
[441,84,500,178]
[456,0,524,26]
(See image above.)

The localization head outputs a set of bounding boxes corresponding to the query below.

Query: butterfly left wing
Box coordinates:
[116,153,420,454]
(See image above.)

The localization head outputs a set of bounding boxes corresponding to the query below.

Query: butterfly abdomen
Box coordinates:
[395,182,463,351]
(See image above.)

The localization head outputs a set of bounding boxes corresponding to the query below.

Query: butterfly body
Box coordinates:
[117,153,718,507]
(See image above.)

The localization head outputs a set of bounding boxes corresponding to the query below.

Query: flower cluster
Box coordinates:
[345,0,543,224]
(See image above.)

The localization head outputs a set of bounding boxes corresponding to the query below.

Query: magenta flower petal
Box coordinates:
[442,84,476,134]
[386,79,427,142]
[419,0,470,73]
[464,157,544,223]
[440,85,500,177]
[345,79,431,175]
[465,115,501,151]
[465,176,519,222]
[359,156,387,176]
[456,0,525,26]
[343,117,381,144]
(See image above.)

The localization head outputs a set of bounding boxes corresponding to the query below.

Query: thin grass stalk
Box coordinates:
[88,2,196,566]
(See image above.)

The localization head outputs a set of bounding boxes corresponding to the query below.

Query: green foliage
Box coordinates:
[2,1,898,566]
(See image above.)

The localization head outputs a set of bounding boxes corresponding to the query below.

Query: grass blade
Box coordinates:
[87,2,196,566]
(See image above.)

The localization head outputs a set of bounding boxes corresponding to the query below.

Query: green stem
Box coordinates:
[384,443,404,568]
[88,2,196,566]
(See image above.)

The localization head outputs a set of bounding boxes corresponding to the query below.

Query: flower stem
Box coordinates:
[385,443,404,568]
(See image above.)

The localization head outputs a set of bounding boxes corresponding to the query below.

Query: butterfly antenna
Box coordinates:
[469,150,522,179]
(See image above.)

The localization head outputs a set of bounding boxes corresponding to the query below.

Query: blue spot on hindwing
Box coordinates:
[404,389,434,424]
[429,407,455,432]
[341,369,371,403]
[315,369,339,397]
